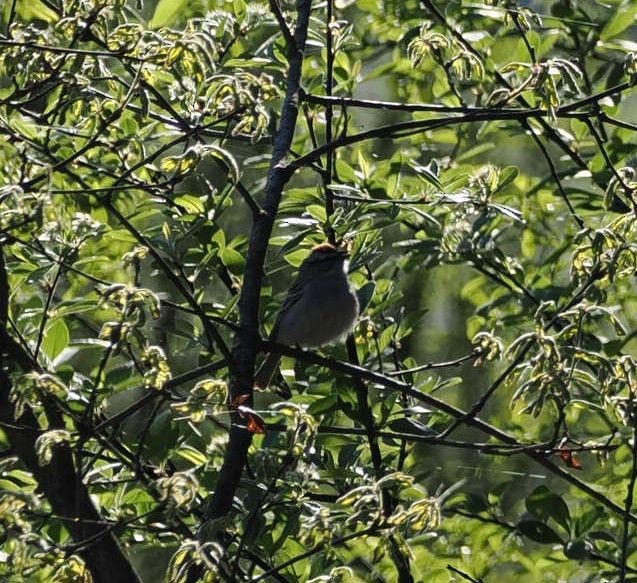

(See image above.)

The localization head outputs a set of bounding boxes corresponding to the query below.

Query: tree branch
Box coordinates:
[259,340,637,524]
[198,0,313,529]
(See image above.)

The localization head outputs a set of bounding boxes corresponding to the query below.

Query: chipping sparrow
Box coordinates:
[254,243,359,389]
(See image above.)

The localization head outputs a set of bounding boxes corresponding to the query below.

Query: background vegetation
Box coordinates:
[0,0,636,581]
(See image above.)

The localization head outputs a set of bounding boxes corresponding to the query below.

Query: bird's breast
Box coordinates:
[276,280,359,348]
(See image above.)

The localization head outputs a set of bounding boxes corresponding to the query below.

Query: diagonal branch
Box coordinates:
[269,0,297,50]
[260,340,636,523]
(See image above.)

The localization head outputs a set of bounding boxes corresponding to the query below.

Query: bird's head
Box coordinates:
[301,243,350,277]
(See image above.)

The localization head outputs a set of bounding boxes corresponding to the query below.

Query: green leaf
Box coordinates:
[517,520,563,544]
[0,478,22,492]
[206,146,240,183]
[306,205,327,223]
[412,161,443,190]
[7,469,38,487]
[600,5,637,41]
[233,0,247,19]
[12,0,57,22]
[220,246,245,274]
[387,417,436,436]
[150,0,188,27]
[526,486,571,534]
[161,148,200,175]
[175,445,208,467]
[564,539,592,560]
[53,299,97,318]
[356,281,375,313]
[308,395,339,416]
[455,143,496,162]
[495,166,519,193]
[174,194,205,214]
[574,506,604,537]
[224,58,273,68]
[284,248,312,268]
[43,319,69,360]
[10,112,41,140]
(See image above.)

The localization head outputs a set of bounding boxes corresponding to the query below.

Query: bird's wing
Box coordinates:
[269,278,304,340]
[255,279,303,392]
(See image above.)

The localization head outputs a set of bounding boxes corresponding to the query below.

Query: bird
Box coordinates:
[254,243,360,390]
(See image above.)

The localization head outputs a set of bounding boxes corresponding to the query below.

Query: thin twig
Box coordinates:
[323,0,336,244]
[268,0,297,50]
[447,564,483,583]
[388,351,479,375]
[0,38,146,62]
[252,526,379,581]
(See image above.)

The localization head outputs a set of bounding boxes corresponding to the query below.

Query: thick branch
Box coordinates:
[199,0,313,526]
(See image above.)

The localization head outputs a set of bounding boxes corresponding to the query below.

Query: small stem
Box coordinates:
[324,0,336,244]
[33,254,67,360]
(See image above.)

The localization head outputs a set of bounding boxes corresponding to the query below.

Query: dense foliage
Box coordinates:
[0,0,636,581]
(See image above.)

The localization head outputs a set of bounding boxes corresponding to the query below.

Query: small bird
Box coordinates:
[254,243,360,390]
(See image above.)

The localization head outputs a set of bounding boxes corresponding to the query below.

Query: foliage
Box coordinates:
[0,0,636,581]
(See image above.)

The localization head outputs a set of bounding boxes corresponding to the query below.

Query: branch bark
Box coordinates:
[199,0,313,526]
